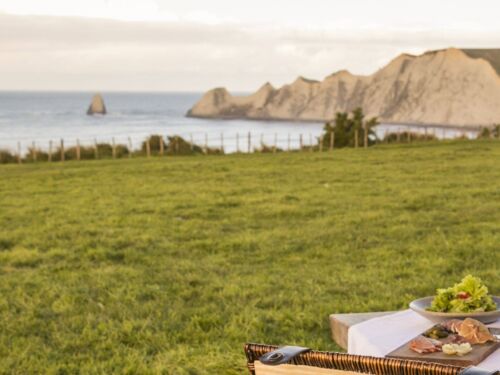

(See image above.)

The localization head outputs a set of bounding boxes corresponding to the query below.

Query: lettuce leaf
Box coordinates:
[428,275,497,313]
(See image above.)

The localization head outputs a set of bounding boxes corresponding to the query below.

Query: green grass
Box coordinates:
[0,140,499,374]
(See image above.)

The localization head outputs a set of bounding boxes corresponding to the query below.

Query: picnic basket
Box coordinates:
[244,343,498,375]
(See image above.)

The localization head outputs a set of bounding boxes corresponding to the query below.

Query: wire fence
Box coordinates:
[0,126,497,165]
[2,131,319,157]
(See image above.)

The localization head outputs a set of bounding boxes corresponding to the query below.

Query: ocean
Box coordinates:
[0,92,477,154]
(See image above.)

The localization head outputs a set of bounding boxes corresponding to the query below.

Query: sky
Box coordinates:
[1,0,500,92]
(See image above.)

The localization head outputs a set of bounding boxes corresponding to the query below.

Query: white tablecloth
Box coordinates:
[348,310,500,371]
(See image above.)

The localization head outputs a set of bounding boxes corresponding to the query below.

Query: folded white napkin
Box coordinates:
[348,309,499,371]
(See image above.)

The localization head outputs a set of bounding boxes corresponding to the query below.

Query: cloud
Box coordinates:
[1,13,499,91]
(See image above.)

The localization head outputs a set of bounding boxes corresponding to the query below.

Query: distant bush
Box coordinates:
[477,125,500,139]
[255,143,283,153]
[205,147,223,155]
[141,135,166,156]
[41,143,130,161]
[0,149,16,164]
[140,135,215,156]
[65,145,95,160]
[322,108,378,149]
[25,147,49,162]
[382,131,437,143]
[165,136,205,155]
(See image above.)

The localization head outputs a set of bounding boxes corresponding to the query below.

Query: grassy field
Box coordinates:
[0,140,499,374]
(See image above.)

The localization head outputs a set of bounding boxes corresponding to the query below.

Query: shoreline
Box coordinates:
[186,113,483,132]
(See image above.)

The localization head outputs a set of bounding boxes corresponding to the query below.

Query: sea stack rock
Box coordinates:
[87,94,107,115]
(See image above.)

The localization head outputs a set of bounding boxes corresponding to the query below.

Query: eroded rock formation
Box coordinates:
[188,48,500,127]
[87,94,107,115]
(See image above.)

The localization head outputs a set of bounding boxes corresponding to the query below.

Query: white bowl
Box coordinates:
[409,296,500,324]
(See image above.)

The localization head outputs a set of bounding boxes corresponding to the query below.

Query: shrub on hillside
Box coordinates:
[141,135,166,155]
[166,136,205,155]
[382,131,437,143]
[141,135,209,156]
[255,143,283,153]
[25,147,49,162]
[321,108,378,148]
[0,149,16,164]
[45,143,129,161]
[477,125,500,139]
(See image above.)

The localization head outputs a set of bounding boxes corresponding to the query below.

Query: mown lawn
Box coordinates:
[0,140,499,374]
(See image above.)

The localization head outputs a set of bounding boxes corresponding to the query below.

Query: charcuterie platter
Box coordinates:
[388,275,499,366]
[387,319,499,366]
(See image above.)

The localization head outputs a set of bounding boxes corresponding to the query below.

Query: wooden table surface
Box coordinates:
[329,311,397,349]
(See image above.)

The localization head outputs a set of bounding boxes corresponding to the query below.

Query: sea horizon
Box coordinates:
[0,91,478,154]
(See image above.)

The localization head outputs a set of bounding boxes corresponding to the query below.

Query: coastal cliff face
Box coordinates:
[187,48,500,127]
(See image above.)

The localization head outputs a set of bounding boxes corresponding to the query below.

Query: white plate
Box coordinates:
[409,296,500,324]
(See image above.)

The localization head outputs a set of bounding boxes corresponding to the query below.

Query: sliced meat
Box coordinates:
[458,318,497,345]
[440,334,470,345]
[410,336,443,354]
[442,319,463,333]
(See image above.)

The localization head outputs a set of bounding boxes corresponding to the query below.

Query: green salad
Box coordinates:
[428,275,497,313]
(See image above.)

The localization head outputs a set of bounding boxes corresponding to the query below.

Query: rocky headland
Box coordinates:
[187,48,500,127]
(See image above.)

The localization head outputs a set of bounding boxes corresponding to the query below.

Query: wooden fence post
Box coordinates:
[17,142,21,164]
[32,141,37,162]
[220,133,224,153]
[260,133,264,151]
[287,133,291,151]
[112,137,116,159]
[60,139,65,162]
[273,133,277,153]
[94,139,99,160]
[48,140,53,162]
[146,139,151,158]
[355,130,359,148]
[299,134,303,150]
[236,133,240,153]
[364,124,368,148]
[76,139,81,161]
[159,136,164,156]
[330,132,334,151]
[128,137,132,158]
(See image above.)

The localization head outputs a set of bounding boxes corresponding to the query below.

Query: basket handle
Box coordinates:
[259,346,310,366]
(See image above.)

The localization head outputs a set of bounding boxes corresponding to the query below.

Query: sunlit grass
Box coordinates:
[0,140,499,374]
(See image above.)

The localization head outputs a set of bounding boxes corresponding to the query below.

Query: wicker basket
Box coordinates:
[244,343,466,375]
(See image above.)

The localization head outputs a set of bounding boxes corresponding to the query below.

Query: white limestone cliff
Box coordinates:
[187,48,500,127]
